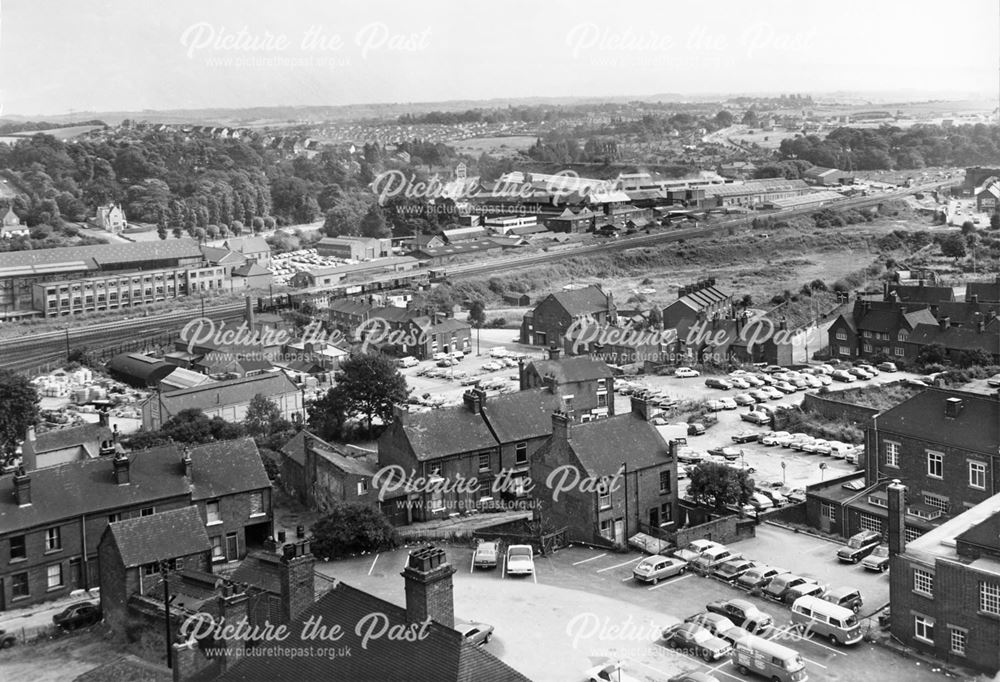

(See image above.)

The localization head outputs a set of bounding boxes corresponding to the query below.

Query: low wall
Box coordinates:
[802,391,879,425]
[674,511,756,547]
[765,502,807,525]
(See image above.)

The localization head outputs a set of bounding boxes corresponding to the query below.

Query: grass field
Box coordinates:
[448,135,537,157]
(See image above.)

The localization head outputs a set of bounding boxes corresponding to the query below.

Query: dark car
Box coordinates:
[736,565,790,592]
[687,422,706,436]
[823,587,864,613]
[0,629,15,648]
[710,558,758,583]
[731,431,760,444]
[53,602,101,630]
[662,622,732,662]
[707,446,741,461]
[706,598,775,636]
[837,529,883,563]
[862,545,890,572]
[762,574,815,602]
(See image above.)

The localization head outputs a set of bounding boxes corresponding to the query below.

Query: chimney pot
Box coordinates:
[970,294,979,304]
[13,468,30,506]
[944,397,963,418]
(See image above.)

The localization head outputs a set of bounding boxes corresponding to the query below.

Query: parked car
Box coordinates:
[762,574,816,602]
[744,492,772,512]
[661,623,732,662]
[675,367,700,378]
[687,422,706,436]
[847,367,873,380]
[783,581,828,604]
[826,442,851,459]
[685,612,739,641]
[710,558,759,583]
[986,373,1000,388]
[708,446,742,461]
[823,586,864,612]
[784,488,806,503]
[772,381,796,394]
[831,369,856,383]
[758,489,787,507]
[676,447,706,464]
[691,546,743,574]
[737,565,790,591]
[668,673,722,682]
[760,431,789,446]
[740,411,770,425]
[731,430,760,444]
[791,437,816,452]
[862,545,891,572]
[729,377,751,389]
[761,386,784,399]
[505,545,535,575]
[787,377,809,390]
[763,365,784,374]
[473,540,500,569]
[748,389,771,403]
[816,374,833,386]
[673,539,724,564]
[732,393,757,407]
[837,529,883,563]
[705,377,733,390]
[586,662,643,682]
[706,399,726,412]
[858,364,879,376]
[775,432,806,447]
[718,397,738,410]
[0,629,15,649]
[396,356,419,368]
[633,555,688,584]
[739,374,764,387]
[802,439,830,454]
[53,602,102,630]
[732,461,756,475]
[706,599,775,635]
[456,620,494,646]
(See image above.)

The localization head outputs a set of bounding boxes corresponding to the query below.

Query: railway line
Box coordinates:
[0,180,950,376]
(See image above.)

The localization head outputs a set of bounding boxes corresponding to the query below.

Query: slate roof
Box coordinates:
[231,262,271,277]
[280,430,375,476]
[0,238,202,271]
[200,246,244,265]
[568,413,671,476]
[956,509,1000,553]
[889,283,955,304]
[150,372,298,418]
[481,388,562,443]
[223,236,270,255]
[906,323,1000,355]
[369,305,413,323]
[106,506,211,568]
[328,299,374,316]
[875,389,1000,455]
[529,356,613,384]
[932,301,1000,326]
[217,579,530,682]
[853,301,936,333]
[966,278,1000,304]
[411,317,472,334]
[229,549,284,594]
[188,437,271,501]
[547,285,609,316]
[32,423,111,454]
[397,406,498,460]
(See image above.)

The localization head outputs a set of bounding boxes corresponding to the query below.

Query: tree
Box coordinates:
[243,393,289,439]
[468,300,487,328]
[314,353,409,436]
[741,109,759,127]
[958,347,994,369]
[0,370,40,464]
[126,408,245,449]
[251,216,265,233]
[359,204,390,238]
[990,213,1000,230]
[647,306,663,329]
[939,233,967,259]
[714,110,735,128]
[311,502,399,559]
[686,460,755,510]
[308,387,350,441]
[915,342,947,368]
[960,220,976,236]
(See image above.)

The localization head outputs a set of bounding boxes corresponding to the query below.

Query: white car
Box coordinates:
[761,431,790,446]
[675,367,700,378]
[718,397,738,410]
[585,663,642,682]
[729,377,751,389]
[488,347,509,358]
[505,545,535,575]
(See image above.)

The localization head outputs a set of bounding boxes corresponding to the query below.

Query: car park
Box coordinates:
[705,377,733,389]
[691,546,744,574]
[740,411,770,425]
[661,622,732,662]
[731,430,760,444]
[718,397,738,410]
[733,393,757,407]
[505,545,535,575]
[837,529,883,563]
[473,540,500,569]
[731,635,807,682]
[762,574,816,602]
[737,565,790,591]
[708,446,742,461]
[456,620,495,646]
[862,545,891,572]
[706,599,775,636]
[877,361,897,372]
[632,555,688,584]
[823,586,864,612]
[710,559,759,583]
[673,539,724,563]
[675,367,700,378]
[761,431,789,446]
[53,602,101,630]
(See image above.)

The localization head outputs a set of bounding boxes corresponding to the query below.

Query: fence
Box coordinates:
[9,622,57,645]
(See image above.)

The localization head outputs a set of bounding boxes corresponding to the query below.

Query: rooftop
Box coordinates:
[904,489,1000,573]
[875,388,1000,455]
[105,506,211,568]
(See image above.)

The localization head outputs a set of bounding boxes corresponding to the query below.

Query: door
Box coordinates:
[649,508,659,528]
[226,532,239,560]
[614,520,625,545]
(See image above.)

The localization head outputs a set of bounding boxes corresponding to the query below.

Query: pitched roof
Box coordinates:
[547,285,609,316]
[280,430,374,476]
[217,580,530,682]
[392,406,498,461]
[932,301,1000,326]
[890,283,955,304]
[529,356,613,384]
[106,506,210,568]
[188,437,271,500]
[229,549,284,594]
[328,299,374,316]
[231,262,271,277]
[32,423,112,454]
[906,323,1000,355]
[966,279,1000,304]
[853,301,936,333]
[481,388,562,443]
[224,236,270,254]
[568,413,671,476]
[0,238,202,271]
[152,372,298,418]
[875,389,1000,455]
[200,245,244,265]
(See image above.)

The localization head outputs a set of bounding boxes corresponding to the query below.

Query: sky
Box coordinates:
[0,0,997,116]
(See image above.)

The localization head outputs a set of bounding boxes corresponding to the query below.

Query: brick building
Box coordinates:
[519,349,615,419]
[529,397,678,547]
[315,236,391,260]
[0,438,272,611]
[661,279,733,331]
[827,299,937,364]
[520,285,616,347]
[276,430,377,511]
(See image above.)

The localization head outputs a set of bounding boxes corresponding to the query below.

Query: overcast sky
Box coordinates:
[1,0,997,115]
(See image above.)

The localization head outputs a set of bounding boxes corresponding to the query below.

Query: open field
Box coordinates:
[447,135,537,156]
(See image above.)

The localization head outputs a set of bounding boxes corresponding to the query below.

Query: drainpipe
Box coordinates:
[80,514,88,589]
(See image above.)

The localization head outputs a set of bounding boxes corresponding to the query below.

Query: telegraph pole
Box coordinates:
[160,560,173,668]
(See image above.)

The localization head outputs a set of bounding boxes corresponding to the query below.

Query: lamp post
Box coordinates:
[819,461,828,482]
[159,560,173,669]
[781,460,787,486]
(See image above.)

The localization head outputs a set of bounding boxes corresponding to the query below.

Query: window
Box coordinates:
[861,330,871,339]
[598,392,608,408]
[11,572,28,599]
[905,526,923,543]
[210,536,224,561]
[838,345,851,356]
[981,582,1000,615]
[821,502,837,522]
[885,442,900,468]
[45,527,61,552]
[597,379,606,391]
[950,628,967,656]
[913,568,934,597]
[914,615,935,644]
[897,330,909,342]
[598,482,611,509]
[923,493,949,514]
[206,500,221,524]
[10,535,26,561]
[836,330,847,341]
[659,503,672,524]
[599,518,612,540]
[249,491,264,516]
[863,343,872,353]
[478,453,491,472]
[140,507,154,517]
[969,461,986,490]
[356,480,369,496]
[44,563,63,590]
[142,563,159,577]
[859,513,883,533]
[108,513,121,524]
[515,442,528,466]
[927,451,943,479]
[659,470,672,494]
[894,346,905,358]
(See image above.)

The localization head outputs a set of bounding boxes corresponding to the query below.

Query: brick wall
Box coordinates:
[673,512,755,547]
[802,391,880,425]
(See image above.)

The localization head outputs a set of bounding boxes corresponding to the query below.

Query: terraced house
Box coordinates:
[827,299,937,364]
[521,284,616,348]
[0,438,271,611]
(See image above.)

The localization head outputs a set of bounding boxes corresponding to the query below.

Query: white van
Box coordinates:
[396,356,419,368]
[790,595,862,646]
[827,442,853,459]
[731,634,808,682]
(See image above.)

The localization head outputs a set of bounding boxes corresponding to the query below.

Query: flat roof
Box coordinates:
[905,490,1000,573]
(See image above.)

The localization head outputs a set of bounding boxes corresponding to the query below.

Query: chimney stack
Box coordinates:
[280,540,315,624]
[462,388,486,415]
[944,396,964,418]
[887,480,907,556]
[98,409,109,428]
[182,448,193,479]
[112,452,131,485]
[551,410,571,442]
[630,394,654,422]
[392,403,407,424]
[402,545,456,628]
[21,426,37,472]
[13,467,30,506]
[518,357,527,390]
[548,345,561,361]
[940,316,951,330]
[244,296,254,328]
[969,293,979,304]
